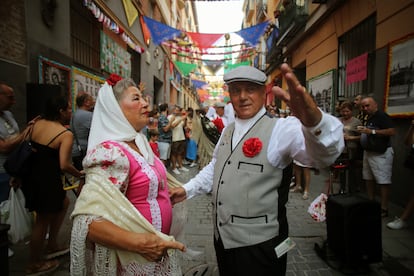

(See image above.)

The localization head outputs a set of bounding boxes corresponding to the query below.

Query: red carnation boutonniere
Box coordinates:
[106,73,123,86]
[242,137,263,158]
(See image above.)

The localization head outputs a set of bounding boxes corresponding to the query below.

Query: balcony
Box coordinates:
[278,1,308,35]
[265,0,309,73]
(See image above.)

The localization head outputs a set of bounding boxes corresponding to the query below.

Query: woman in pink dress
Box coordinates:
[70,75,185,275]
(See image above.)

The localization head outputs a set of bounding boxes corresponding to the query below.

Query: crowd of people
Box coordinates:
[0,62,413,275]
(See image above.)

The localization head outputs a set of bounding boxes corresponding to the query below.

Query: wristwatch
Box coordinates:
[372,129,376,135]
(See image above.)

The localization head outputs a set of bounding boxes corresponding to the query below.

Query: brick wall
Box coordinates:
[0,0,26,65]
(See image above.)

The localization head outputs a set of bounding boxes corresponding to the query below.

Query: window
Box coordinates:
[70,0,101,72]
[338,15,376,99]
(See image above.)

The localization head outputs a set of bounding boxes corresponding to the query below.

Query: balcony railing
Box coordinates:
[278,1,308,34]
[265,1,309,73]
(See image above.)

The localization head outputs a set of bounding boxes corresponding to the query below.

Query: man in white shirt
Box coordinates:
[170,64,344,275]
[211,102,227,133]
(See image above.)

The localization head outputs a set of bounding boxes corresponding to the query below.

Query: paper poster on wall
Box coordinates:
[100,31,131,77]
[72,67,105,110]
[384,33,414,117]
[307,70,335,114]
[39,56,71,99]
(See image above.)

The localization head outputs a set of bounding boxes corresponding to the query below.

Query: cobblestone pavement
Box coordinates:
[7,165,414,275]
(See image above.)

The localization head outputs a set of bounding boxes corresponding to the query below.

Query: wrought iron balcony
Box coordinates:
[265,0,309,73]
[278,1,308,35]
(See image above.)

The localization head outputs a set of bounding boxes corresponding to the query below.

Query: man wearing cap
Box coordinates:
[170,64,344,275]
[211,102,226,133]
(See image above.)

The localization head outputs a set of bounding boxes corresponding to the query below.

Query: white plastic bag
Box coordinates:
[0,197,10,223]
[307,193,328,222]
[1,188,33,243]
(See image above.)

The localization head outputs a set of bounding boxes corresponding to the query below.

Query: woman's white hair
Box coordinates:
[112,78,137,101]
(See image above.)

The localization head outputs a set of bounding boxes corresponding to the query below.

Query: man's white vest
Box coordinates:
[212,115,288,249]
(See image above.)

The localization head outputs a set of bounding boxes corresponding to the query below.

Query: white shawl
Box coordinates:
[70,167,181,275]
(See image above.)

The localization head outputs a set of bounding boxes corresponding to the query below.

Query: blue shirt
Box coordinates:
[158,114,172,143]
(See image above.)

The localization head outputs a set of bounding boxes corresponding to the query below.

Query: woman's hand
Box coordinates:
[87,219,185,262]
[169,187,187,205]
[134,233,186,262]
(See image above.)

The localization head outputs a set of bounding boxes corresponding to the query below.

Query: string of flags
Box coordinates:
[84,0,273,101]
[162,41,256,56]
[143,16,270,49]
[83,0,145,54]
[170,51,255,62]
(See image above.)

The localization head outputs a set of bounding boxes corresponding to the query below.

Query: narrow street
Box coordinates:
[7,165,414,275]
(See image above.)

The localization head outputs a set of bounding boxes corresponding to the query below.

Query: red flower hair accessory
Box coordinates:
[242,137,263,158]
[106,73,122,86]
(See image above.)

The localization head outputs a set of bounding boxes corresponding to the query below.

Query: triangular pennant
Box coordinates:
[122,0,138,27]
[203,60,224,73]
[236,21,270,46]
[197,88,209,96]
[174,61,197,76]
[266,27,279,50]
[143,16,182,45]
[140,15,151,45]
[192,79,208,89]
[186,32,223,50]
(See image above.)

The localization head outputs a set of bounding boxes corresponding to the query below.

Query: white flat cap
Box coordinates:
[223,66,267,85]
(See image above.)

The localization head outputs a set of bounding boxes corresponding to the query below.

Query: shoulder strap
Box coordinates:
[47,129,69,146]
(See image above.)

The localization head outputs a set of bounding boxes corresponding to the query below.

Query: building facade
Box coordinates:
[244,0,414,205]
[0,0,200,127]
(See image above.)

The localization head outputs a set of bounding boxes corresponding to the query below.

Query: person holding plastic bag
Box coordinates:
[0,81,32,257]
[0,187,32,243]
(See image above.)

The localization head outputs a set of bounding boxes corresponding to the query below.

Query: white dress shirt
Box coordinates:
[183,107,344,198]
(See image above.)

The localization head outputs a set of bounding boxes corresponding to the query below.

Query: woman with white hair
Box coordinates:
[70,75,185,275]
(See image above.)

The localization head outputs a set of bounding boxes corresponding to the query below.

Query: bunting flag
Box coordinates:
[122,0,138,27]
[266,27,279,50]
[203,60,224,73]
[170,51,255,62]
[169,61,174,74]
[140,15,151,45]
[143,16,182,45]
[162,41,255,55]
[83,0,144,54]
[192,79,209,90]
[174,61,197,76]
[236,21,270,46]
[176,72,181,83]
[186,32,223,50]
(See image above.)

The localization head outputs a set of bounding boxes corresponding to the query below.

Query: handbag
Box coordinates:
[3,123,35,177]
[307,193,328,222]
[404,148,414,170]
[0,188,33,243]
